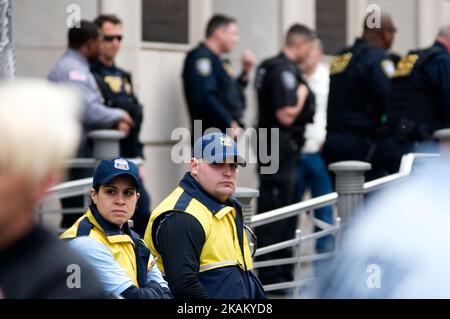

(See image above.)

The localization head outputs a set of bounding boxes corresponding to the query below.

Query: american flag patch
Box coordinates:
[69,70,87,82]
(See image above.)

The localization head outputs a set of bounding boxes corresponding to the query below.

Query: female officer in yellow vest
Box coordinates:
[145,133,266,299]
[61,157,172,299]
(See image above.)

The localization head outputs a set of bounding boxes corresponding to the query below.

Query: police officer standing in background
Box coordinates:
[322,12,397,174]
[48,20,134,228]
[182,14,256,140]
[91,14,151,237]
[376,25,450,175]
[254,24,316,288]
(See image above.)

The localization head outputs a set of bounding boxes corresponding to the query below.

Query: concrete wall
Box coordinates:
[13,0,99,78]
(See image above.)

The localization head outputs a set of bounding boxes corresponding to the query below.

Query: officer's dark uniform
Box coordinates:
[89,62,151,238]
[376,41,450,175]
[182,43,247,138]
[322,38,394,172]
[91,61,144,158]
[254,52,315,286]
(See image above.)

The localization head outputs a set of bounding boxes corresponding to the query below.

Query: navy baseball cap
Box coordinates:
[93,157,140,189]
[193,133,246,167]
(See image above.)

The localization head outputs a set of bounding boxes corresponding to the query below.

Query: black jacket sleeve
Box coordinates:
[120,281,172,299]
[154,212,209,299]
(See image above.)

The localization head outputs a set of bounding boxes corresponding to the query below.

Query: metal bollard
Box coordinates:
[329,161,371,223]
[234,187,259,226]
[88,130,125,162]
[434,129,450,154]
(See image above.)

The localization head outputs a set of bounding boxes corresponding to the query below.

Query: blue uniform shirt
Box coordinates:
[327,38,395,135]
[182,43,247,134]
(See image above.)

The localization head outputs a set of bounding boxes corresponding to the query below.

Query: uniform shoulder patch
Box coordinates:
[68,70,87,82]
[392,54,419,78]
[330,53,353,75]
[196,58,212,76]
[381,59,396,78]
[281,70,297,90]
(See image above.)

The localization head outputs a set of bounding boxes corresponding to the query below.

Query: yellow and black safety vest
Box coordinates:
[61,206,150,287]
[144,174,254,275]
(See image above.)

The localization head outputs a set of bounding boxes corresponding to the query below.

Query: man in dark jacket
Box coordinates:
[144,133,266,299]
[322,12,397,173]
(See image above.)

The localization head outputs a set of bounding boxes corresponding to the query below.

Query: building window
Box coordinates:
[142,0,189,44]
[316,0,347,55]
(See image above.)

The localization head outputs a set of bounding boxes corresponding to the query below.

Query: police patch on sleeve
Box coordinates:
[281,71,297,90]
[196,58,212,77]
[381,60,396,78]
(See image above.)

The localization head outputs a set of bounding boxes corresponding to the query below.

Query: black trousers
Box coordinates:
[255,173,298,285]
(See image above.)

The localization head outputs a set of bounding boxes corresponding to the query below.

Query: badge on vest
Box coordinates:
[381,60,396,78]
[196,58,212,76]
[104,76,123,93]
[281,71,297,90]
[222,61,235,76]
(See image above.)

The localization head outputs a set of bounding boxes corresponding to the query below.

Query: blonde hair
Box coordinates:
[0,79,81,184]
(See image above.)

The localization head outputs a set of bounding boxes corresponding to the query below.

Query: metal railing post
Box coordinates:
[88,130,125,163]
[329,161,371,223]
[292,229,302,299]
[234,187,259,226]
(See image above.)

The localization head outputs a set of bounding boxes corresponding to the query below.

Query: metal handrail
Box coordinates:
[248,153,440,231]
[249,192,337,228]
[247,152,440,296]
[363,153,439,192]
[38,151,441,297]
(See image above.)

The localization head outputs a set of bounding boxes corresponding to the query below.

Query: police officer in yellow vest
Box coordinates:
[145,133,266,299]
[61,158,172,299]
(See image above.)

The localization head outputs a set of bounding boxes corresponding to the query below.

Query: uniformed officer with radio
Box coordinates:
[182,14,256,140]
[254,24,316,288]
[322,12,397,173]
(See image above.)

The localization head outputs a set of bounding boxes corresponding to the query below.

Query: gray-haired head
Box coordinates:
[437,25,450,38]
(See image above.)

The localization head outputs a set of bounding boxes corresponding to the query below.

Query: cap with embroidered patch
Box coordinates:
[192,133,246,167]
[93,157,140,189]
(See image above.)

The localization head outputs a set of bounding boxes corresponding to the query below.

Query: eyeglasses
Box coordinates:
[102,35,123,42]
